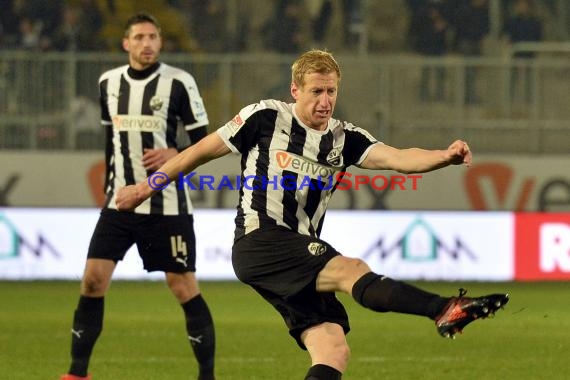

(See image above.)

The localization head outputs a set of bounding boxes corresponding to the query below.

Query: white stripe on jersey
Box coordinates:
[102,69,125,209]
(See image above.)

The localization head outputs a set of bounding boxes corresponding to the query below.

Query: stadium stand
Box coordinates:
[0,0,568,153]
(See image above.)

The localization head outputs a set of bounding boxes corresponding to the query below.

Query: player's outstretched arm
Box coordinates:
[116,132,231,211]
[361,139,472,173]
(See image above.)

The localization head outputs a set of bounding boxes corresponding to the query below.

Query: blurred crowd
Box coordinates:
[0,0,556,54]
[408,0,544,102]
[0,0,105,51]
[408,0,544,59]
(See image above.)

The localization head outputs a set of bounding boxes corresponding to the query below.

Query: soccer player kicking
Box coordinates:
[116,49,508,380]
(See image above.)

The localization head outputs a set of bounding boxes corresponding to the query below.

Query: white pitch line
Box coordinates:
[100,356,277,364]
[357,356,465,363]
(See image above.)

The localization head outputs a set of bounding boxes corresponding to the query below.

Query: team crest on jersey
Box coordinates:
[149,95,163,111]
[326,148,342,166]
[307,242,327,256]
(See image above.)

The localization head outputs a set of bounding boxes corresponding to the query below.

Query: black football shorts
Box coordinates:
[87,208,196,273]
[232,226,350,349]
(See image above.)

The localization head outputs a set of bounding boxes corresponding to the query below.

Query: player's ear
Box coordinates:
[122,38,129,52]
[291,82,299,100]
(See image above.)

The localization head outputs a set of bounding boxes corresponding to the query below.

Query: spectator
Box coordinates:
[451,0,490,104]
[410,2,450,101]
[16,17,43,50]
[310,0,333,45]
[77,0,104,49]
[0,0,19,48]
[51,5,81,51]
[307,0,363,51]
[406,0,427,20]
[19,0,64,42]
[503,0,543,102]
[342,0,364,48]
[263,0,307,53]
[187,0,228,53]
[51,2,104,51]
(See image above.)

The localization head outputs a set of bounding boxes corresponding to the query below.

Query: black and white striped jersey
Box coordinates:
[99,62,209,215]
[217,99,379,239]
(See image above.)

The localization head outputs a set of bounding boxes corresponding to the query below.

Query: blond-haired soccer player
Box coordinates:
[117,49,508,380]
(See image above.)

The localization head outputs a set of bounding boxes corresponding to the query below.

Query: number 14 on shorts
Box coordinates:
[170,235,188,257]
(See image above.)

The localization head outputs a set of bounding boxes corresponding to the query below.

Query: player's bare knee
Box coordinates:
[167,274,198,302]
[81,274,107,295]
[167,280,186,299]
[81,259,114,295]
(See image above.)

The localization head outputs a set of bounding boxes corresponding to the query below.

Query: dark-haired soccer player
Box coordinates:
[61,13,215,380]
[116,49,508,380]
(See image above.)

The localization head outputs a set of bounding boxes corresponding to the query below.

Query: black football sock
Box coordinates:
[304,364,342,380]
[182,294,216,380]
[68,295,104,376]
[352,272,449,319]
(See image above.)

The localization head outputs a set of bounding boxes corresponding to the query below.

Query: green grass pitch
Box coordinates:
[1,280,568,379]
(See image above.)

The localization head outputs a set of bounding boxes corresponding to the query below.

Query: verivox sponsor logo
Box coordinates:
[112,115,166,132]
[514,213,570,280]
[275,151,338,178]
[465,162,535,210]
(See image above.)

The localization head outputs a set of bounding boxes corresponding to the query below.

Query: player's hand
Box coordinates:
[116,184,145,211]
[142,147,178,171]
[445,140,472,166]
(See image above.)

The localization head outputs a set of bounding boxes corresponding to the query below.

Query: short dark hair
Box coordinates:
[124,13,161,37]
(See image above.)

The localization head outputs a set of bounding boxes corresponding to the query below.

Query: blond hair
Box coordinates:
[291,50,341,87]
